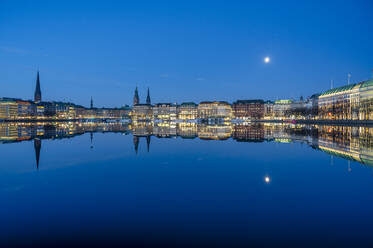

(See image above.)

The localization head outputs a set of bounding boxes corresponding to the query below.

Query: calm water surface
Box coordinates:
[1,122,373,247]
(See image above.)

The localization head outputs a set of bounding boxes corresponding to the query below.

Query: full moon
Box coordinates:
[264,176,270,183]
[264,57,270,63]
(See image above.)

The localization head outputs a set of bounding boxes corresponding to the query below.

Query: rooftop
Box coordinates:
[179,102,197,107]
[233,99,264,104]
[360,79,373,89]
[320,82,362,96]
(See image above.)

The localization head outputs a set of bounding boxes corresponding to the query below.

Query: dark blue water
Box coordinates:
[1,123,373,247]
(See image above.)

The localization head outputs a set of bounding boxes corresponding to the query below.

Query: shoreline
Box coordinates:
[1,118,373,126]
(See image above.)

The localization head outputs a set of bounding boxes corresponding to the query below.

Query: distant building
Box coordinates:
[177,102,198,120]
[16,100,35,118]
[131,104,153,121]
[152,103,177,120]
[273,100,293,119]
[232,100,264,120]
[198,101,232,120]
[0,98,19,120]
[264,100,274,119]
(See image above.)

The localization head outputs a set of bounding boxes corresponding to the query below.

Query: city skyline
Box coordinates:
[1,0,372,107]
[3,1,373,247]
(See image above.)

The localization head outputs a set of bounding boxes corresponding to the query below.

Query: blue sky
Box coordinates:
[1,0,372,107]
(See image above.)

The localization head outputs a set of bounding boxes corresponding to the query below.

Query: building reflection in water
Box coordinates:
[1,121,373,170]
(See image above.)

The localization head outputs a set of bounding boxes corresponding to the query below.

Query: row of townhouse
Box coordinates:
[0,98,131,120]
[130,98,320,121]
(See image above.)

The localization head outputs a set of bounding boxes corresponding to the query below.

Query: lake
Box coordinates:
[1,122,373,247]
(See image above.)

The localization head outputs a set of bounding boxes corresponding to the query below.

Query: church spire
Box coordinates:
[90,96,93,109]
[34,70,41,103]
[146,87,151,105]
[133,87,139,106]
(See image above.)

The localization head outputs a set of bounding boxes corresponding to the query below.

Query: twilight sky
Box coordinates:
[1,0,372,107]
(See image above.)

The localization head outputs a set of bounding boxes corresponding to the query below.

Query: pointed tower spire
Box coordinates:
[146,87,151,105]
[34,138,41,170]
[133,87,140,106]
[90,96,93,109]
[34,70,42,103]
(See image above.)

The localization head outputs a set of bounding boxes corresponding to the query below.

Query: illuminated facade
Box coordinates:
[264,101,274,119]
[317,79,373,121]
[131,104,153,121]
[0,98,19,120]
[273,100,293,119]
[198,101,232,120]
[152,103,177,120]
[359,80,373,120]
[318,83,361,120]
[177,102,198,120]
[232,100,264,120]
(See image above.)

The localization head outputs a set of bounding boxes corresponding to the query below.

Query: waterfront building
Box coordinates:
[177,102,198,120]
[152,103,177,121]
[16,100,35,119]
[131,104,153,121]
[54,102,76,119]
[308,94,319,119]
[318,83,361,120]
[273,100,293,119]
[358,79,373,120]
[264,101,274,120]
[232,100,264,120]
[36,102,56,118]
[197,101,232,120]
[34,71,42,103]
[0,98,20,120]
